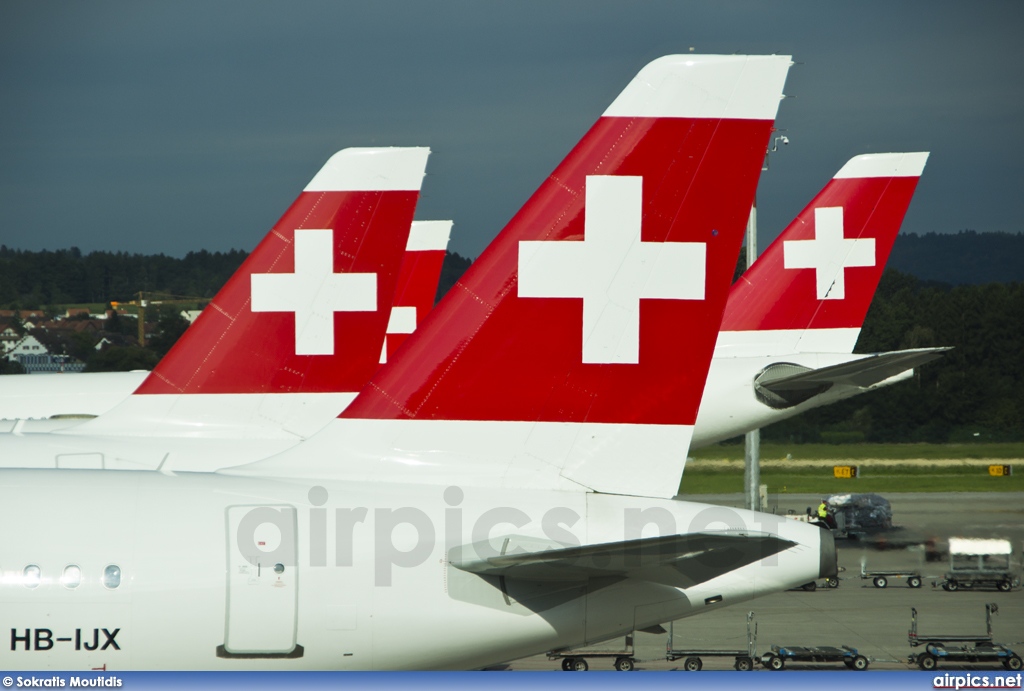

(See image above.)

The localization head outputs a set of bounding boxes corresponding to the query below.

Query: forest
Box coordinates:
[887,230,1024,285]
[763,269,1024,443]
[0,241,1020,442]
[0,245,249,306]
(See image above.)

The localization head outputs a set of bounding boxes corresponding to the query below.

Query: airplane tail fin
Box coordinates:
[242,55,792,498]
[380,220,452,364]
[720,152,928,354]
[75,147,429,438]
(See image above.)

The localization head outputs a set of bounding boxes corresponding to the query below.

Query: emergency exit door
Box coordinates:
[223,505,299,655]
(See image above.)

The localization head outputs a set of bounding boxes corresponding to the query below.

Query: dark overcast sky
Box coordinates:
[1,1,1022,259]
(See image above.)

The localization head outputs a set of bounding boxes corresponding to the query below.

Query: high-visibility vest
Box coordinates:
[818,503,828,518]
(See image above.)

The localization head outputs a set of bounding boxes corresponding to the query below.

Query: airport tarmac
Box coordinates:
[508,492,1024,672]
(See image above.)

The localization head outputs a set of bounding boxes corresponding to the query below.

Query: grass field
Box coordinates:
[689,441,1024,462]
[680,443,1024,494]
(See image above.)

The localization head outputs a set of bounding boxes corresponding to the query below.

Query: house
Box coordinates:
[0,322,21,355]
[5,333,86,374]
[0,309,45,321]
[43,319,103,334]
[5,333,48,368]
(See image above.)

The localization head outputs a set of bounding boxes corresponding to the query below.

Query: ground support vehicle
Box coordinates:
[911,643,1023,671]
[790,506,861,541]
[908,602,999,648]
[907,602,1021,670]
[861,563,923,588]
[547,633,636,671]
[933,538,1019,592]
[790,576,840,591]
[790,493,893,540]
[761,645,869,670]
[665,611,757,671]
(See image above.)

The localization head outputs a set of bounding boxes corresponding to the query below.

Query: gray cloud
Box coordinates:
[1,0,1021,258]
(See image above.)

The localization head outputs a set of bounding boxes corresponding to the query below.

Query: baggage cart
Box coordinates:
[665,611,757,671]
[933,538,1019,592]
[547,633,637,671]
[860,562,923,588]
[909,602,1021,670]
[761,644,869,670]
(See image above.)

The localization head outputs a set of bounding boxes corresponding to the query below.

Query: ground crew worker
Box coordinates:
[818,499,836,529]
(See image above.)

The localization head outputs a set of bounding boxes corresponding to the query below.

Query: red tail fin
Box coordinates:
[346,57,789,430]
[136,147,429,395]
[721,152,927,352]
[381,221,452,364]
[307,56,793,498]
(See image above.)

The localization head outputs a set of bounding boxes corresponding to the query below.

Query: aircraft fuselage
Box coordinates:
[0,469,829,670]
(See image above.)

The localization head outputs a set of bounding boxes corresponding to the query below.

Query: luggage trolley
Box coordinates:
[666,611,757,671]
[933,538,1020,592]
[761,645,869,671]
[547,633,637,671]
[908,602,1023,671]
[860,562,923,589]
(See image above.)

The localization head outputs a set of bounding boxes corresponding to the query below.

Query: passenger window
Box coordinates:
[61,565,82,589]
[103,564,121,589]
[23,565,41,589]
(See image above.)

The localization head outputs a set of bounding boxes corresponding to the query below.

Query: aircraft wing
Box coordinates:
[760,347,951,394]
[452,532,796,589]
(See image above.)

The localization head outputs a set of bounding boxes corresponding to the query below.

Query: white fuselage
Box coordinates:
[0,392,357,471]
[0,372,147,422]
[0,469,828,670]
[0,335,905,472]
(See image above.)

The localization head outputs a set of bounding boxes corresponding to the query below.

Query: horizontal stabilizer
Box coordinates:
[637,625,668,634]
[452,532,795,589]
[759,347,950,394]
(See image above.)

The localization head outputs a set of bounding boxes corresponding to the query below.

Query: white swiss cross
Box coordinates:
[783,207,876,300]
[518,175,705,364]
[251,228,376,356]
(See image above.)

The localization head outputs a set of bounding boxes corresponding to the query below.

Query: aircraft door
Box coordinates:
[222,505,300,656]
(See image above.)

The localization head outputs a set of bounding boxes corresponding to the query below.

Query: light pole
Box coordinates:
[744,134,788,512]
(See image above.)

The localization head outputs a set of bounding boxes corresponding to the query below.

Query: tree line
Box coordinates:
[0,245,473,309]
[0,245,249,306]
[887,230,1024,285]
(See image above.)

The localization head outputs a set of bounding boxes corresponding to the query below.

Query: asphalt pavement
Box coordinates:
[509,492,1024,672]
